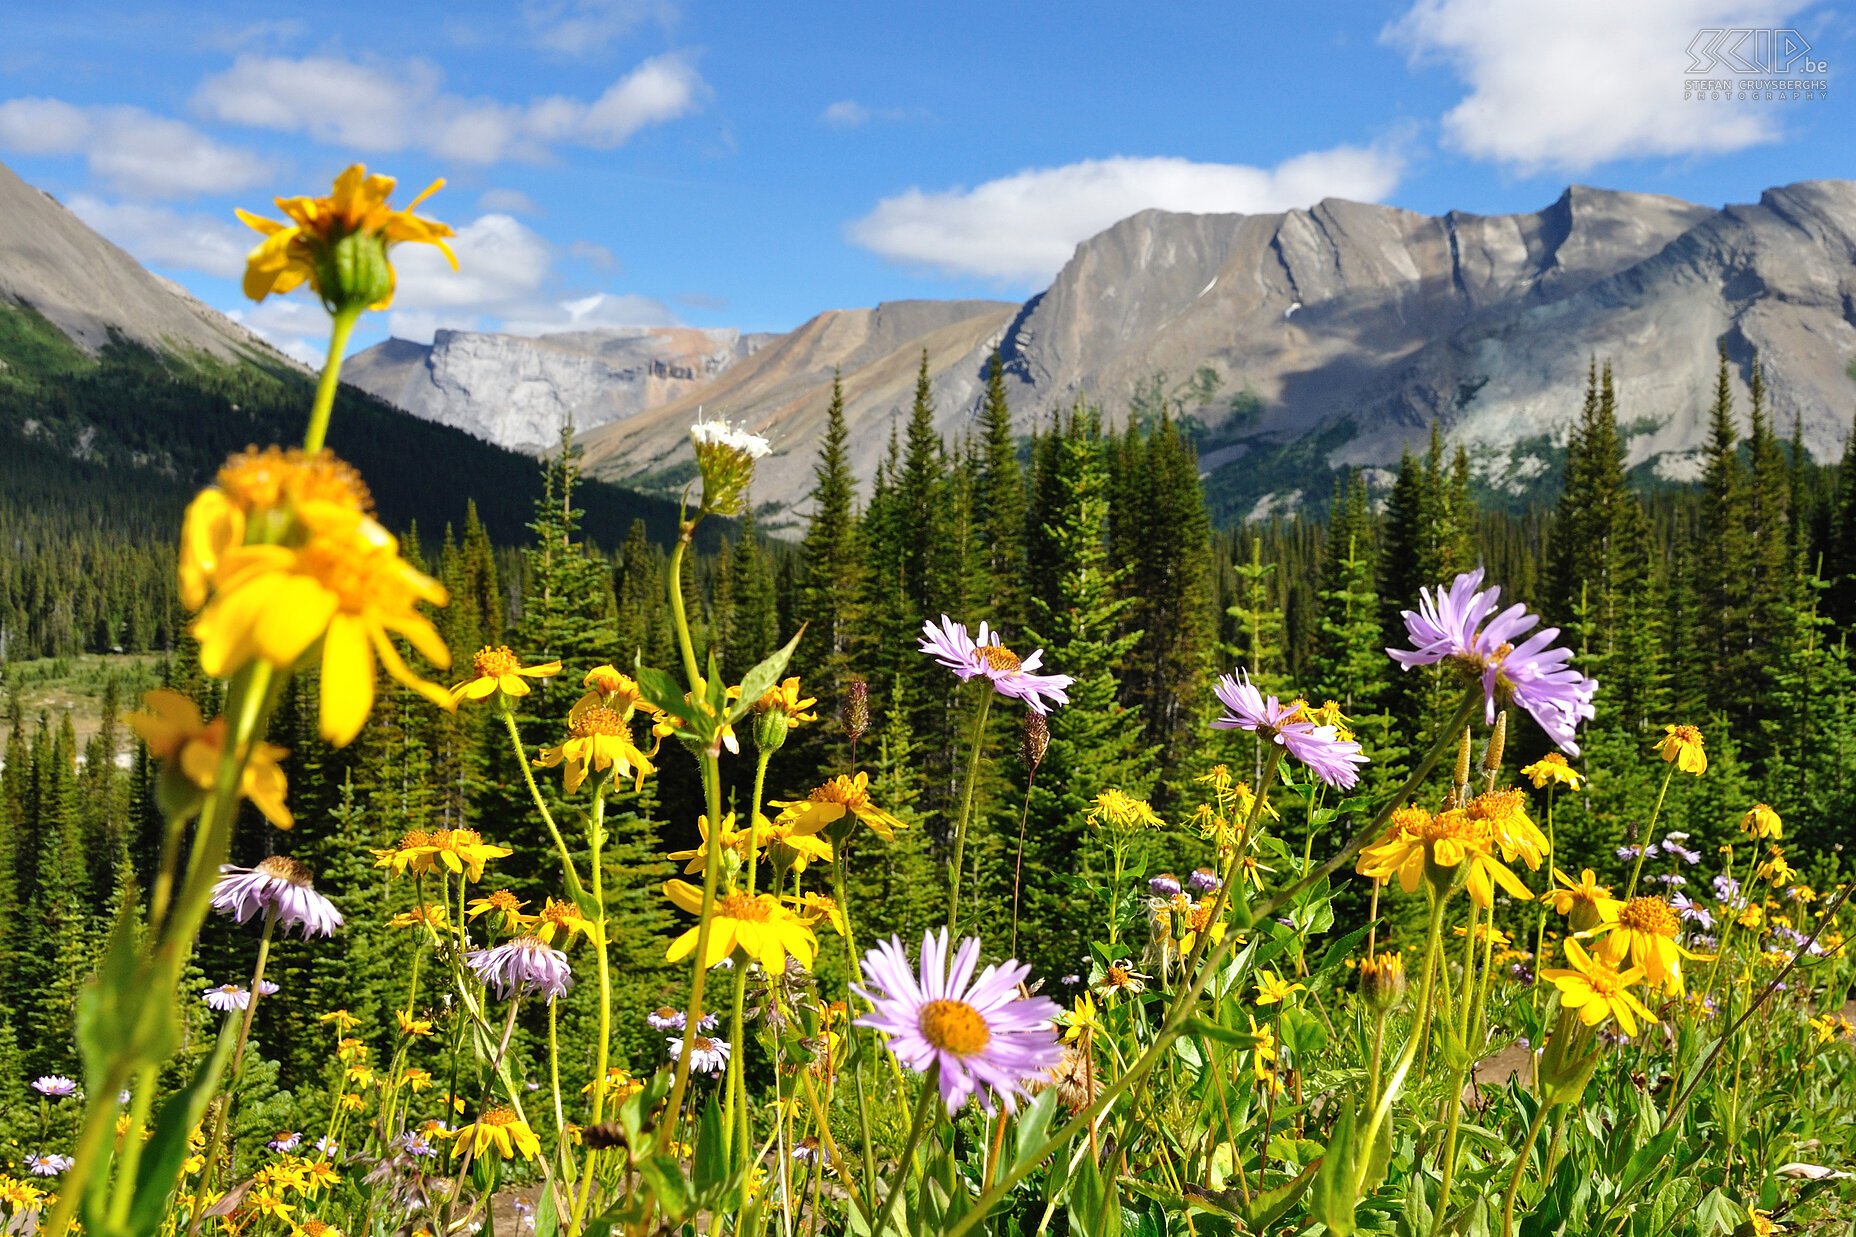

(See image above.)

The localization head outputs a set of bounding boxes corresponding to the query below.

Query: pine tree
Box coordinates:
[799,372,868,682]
[1695,349,1754,722]
[973,351,1028,625]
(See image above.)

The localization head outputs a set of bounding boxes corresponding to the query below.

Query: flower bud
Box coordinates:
[753,704,790,754]
[1535,1012,1602,1107]
[1482,711,1507,784]
[1022,711,1050,776]
[689,419,770,517]
[839,677,870,742]
[1358,951,1407,1010]
[1453,725,1473,790]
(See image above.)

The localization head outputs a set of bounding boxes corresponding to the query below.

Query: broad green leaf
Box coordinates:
[692,1094,731,1202]
[1239,1157,1322,1231]
[125,1020,239,1237]
[1310,1104,1359,1237]
[729,626,807,723]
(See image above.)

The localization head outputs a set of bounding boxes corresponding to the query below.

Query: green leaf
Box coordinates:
[632,663,697,725]
[1068,1148,1121,1237]
[692,1094,732,1202]
[124,1019,240,1237]
[1237,1157,1322,1230]
[729,626,807,723]
[1310,1105,1359,1237]
[636,1154,692,1223]
[1010,1088,1062,1174]
[1184,1014,1264,1050]
[1313,922,1376,976]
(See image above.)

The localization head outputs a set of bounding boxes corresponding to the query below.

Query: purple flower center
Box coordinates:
[919,998,992,1055]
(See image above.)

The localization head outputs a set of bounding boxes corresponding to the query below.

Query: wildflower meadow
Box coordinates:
[4,163,1856,1237]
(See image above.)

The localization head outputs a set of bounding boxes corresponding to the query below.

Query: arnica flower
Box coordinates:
[666,811,771,875]
[237,164,456,313]
[1589,896,1707,995]
[771,772,906,841]
[1086,789,1164,831]
[450,1108,541,1161]
[293,1221,345,1237]
[1211,670,1368,790]
[1520,752,1584,791]
[191,504,452,747]
[373,828,512,882]
[24,1155,72,1178]
[1546,868,1622,933]
[128,689,294,829]
[318,1010,359,1032]
[664,880,817,971]
[465,889,529,929]
[1541,940,1658,1038]
[668,1034,732,1075]
[534,704,655,794]
[1742,803,1783,840]
[396,1011,434,1037]
[918,615,1074,715]
[1656,724,1707,775]
[179,447,373,612]
[449,646,560,705]
[1089,958,1150,1000]
[1356,806,1532,908]
[1358,952,1407,1008]
[1253,969,1307,1006]
[1387,568,1598,755]
[854,929,1063,1116]
[1466,788,1549,869]
[754,676,818,730]
[532,897,595,945]
[212,856,344,938]
[789,891,847,935]
[689,418,771,516]
[466,936,573,1003]
[204,984,252,1012]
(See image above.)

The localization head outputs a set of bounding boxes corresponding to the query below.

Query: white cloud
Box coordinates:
[478,187,540,214]
[66,195,252,279]
[0,99,272,197]
[523,0,678,54]
[1385,0,1811,171]
[848,149,1406,283]
[821,100,870,128]
[193,52,703,164]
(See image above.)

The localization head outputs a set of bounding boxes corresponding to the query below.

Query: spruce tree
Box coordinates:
[1695,349,1754,722]
[973,351,1028,626]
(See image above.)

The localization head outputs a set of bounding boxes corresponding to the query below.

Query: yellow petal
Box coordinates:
[319,614,376,747]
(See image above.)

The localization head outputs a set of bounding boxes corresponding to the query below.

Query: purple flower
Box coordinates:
[203,984,251,1012]
[1187,867,1223,896]
[256,979,281,997]
[1616,845,1643,861]
[32,1076,78,1099]
[668,1034,731,1074]
[314,1136,341,1157]
[1149,873,1182,899]
[1712,874,1741,901]
[397,1133,436,1158]
[24,1154,72,1177]
[1671,894,1713,929]
[1652,873,1687,888]
[1211,670,1369,790]
[854,929,1063,1116]
[918,616,1073,714]
[1387,568,1597,755]
[212,856,343,938]
[466,936,573,1003]
[266,1131,302,1153]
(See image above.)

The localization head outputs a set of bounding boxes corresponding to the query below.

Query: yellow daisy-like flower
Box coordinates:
[0,1177,46,1208]
[451,1107,541,1161]
[1086,789,1165,831]
[1466,788,1549,869]
[1741,803,1783,840]
[1588,895,1707,995]
[318,1009,360,1032]
[1060,993,1102,1043]
[533,897,595,945]
[373,829,510,882]
[127,689,294,829]
[395,1011,434,1038]
[570,665,654,726]
[1545,868,1622,933]
[387,902,450,930]
[771,772,907,841]
[1454,922,1513,947]
[338,1093,365,1113]
[535,704,656,794]
[761,814,834,872]
[237,164,456,311]
[1253,969,1307,1006]
[464,889,528,928]
[1748,1208,1783,1236]
[402,1068,434,1092]
[450,646,560,705]
[754,676,819,729]
[1246,1014,1282,1091]
[1177,898,1227,954]
[297,1161,338,1195]
[1542,940,1657,1038]
[1758,851,1795,885]
[179,447,373,611]
[245,1192,295,1222]
[788,891,846,935]
[1655,724,1707,775]
[665,812,764,875]
[191,505,453,747]
[1356,806,1533,908]
[293,1220,346,1237]
[1519,752,1585,791]
[664,880,817,972]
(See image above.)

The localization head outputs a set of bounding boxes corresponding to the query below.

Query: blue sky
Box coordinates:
[2,0,1848,361]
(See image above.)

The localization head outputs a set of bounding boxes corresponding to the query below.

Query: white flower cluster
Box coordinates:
[689,419,770,460]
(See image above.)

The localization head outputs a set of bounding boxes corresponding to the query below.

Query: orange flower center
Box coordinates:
[217,447,372,515]
[479,1107,519,1127]
[1418,809,1482,849]
[485,890,521,914]
[918,998,992,1055]
[717,892,773,922]
[1666,725,1702,747]
[1467,788,1527,825]
[1616,896,1678,937]
[1579,953,1632,996]
[540,900,581,927]
[691,1035,720,1052]
[572,706,628,738]
[1106,965,1131,987]
[810,776,868,809]
[471,646,523,679]
[974,643,1021,673]
[256,855,313,886]
[395,829,434,851]
[301,1221,333,1237]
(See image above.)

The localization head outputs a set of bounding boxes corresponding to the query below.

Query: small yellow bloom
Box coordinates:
[1655,724,1707,775]
[338,1093,365,1113]
[293,1220,346,1237]
[534,897,595,945]
[1357,806,1533,909]
[450,646,560,705]
[1519,752,1584,791]
[1247,1014,1283,1092]
[770,772,907,841]
[373,829,511,882]
[535,705,655,793]
[388,903,451,930]
[1253,969,1307,1006]
[402,1068,434,1092]
[1541,940,1658,1038]
[1588,896,1707,996]
[754,676,818,729]
[237,164,456,312]
[127,690,293,829]
[464,890,528,927]
[452,1107,541,1161]
[297,1161,338,1194]
[317,1010,360,1032]
[1545,868,1622,933]
[1060,993,1102,1043]
[788,891,846,936]
[666,812,765,875]
[581,1067,643,1103]
[571,665,653,726]
[664,880,817,972]
[245,1192,295,1222]
[395,1011,434,1037]
[1740,803,1783,840]
[336,1038,367,1063]
[1749,1207,1783,1236]
[1466,788,1548,869]
[1758,851,1795,885]
[1086,789,1164,831]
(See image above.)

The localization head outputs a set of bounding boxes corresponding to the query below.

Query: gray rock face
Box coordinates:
[345,326,770,453]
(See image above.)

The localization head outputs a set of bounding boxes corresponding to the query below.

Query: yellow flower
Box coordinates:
[1738,903,1766,929]
[788,891,846,936]
[1655,724,1707,775]
[1086,789,1165,831]
[0,1176,46,1208]
[388,902,451,930]
[1758,851,1795,885]
[1545,868,1622,933]
[237,164,456,311]
[754,676,818,729]
[402,1068,434,1092]
[245,1192,295,1222]
[1357,806,1533,908]
[1358,952,1406,1007]
[127,689,294,829]
[666,812,765,875]
[1589,896,1707,995]
[395,1011,434,1037]
[450,646,560,705]
[179,447,372,611]
[464,890,528,927]
[1060,993,1102,1043]
[535,704,655,793]
[451,1108,541,1161]
[293,1221,346,1237]
[1465,789,1548,869]
[533,897,595,945]
[373,829,511,882]
[1749,1207,1783,1236]
[582,1067,643,1103]
[1253,969,1307,1006]
[1177,898,1227,954]
[1520,752,1584,791]
[771,772,907,841]
[1808,1014,1850,1045]
[664,880,816,972]
[297,1161,338,1194]
[762,814,834,872]
[1541,940,1658,1038]
[1740,803,1782,840]
[191,504,452,747]
[1453,922,1513,947]
[317,1010,360,1032]
[1247,1015,1283,1092]
[338,1093,365,1113]
[571,664,652,724]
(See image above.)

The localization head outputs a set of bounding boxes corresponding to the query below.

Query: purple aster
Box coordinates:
[1712,874,1741,901]
[1387,568,1597,755]
[1211,670,1369,790]
[211,856,343,938]
[1652,873,1687,888]
[853,929,1063,1116]
[203,984,251,1012]
[314,1136,341,1157]
[1670,893,1713,928]
[256,979,281,997]
[397,1133,437,1158]
[1616,845,1643,862]
[466,936,573,1003]
[266,1131,302,1153]
[31,1076,78,1099]
[1187,867,1223,896]
[668,1034,731,1074]
[1149,873,1182,898]
[918,616,1073,715]
[25,1154,72,1177]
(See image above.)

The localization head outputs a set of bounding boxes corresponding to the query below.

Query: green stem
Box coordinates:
[187,909,278,1234]
[727,750,772,1204]
[662,753,725,1149]
[1498,1100,1553,1237]
[946,690,993,933]
[667,526,704,691]
[303,304,362,453]
[869,1069,939,1237]
[1357,892,1448,1201]
[502,708,583,895]
[1622,764,1675,901]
